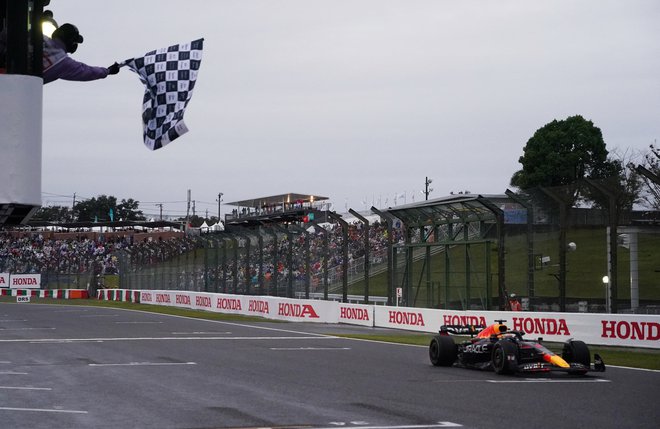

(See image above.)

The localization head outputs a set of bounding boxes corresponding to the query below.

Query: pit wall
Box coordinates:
[96,289,660,349]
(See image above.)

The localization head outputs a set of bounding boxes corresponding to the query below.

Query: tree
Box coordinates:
[637,143,660,209]
[509,115,643,209]
[116,198,146,221]
[510,115,615,190]
[74,195,145,222]
[32,205,74,222]
[74,195,117,222]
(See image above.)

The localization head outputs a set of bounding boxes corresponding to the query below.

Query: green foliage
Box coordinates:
[32,205,75,222]
[74,195,145,222]
[116,198,146,221]
[511,115,617,190]
[639,144,660,209]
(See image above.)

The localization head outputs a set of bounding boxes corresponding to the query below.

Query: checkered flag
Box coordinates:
[125,38,204,150]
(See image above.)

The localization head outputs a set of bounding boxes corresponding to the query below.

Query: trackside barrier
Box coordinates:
[96,289,140,302]
[97,289,660,349]
[0,288,88,299]
[0,273,41,289]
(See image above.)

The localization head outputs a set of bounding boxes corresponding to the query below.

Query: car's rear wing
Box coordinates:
[439,324,486,337]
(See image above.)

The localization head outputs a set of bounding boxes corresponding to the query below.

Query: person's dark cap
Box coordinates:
[51,23,84,53]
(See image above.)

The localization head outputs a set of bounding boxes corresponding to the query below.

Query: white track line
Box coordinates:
[0,386,52,391]
[270,347,351,351]
[315,423,462,429]
[88,362,196,367]
[487,378,611,383]
[0,336,341,344]
[0,406,87,414]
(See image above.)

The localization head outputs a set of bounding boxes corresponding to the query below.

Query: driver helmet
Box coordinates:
[51,23,84,53]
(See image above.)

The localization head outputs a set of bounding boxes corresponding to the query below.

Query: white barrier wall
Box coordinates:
[138,291,338,323]
[374,306,660,349]
[101,290,660,349]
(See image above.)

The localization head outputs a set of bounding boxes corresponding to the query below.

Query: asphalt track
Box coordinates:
[1,303,658,429]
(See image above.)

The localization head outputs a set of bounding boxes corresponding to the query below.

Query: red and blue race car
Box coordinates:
[429,320,606,375]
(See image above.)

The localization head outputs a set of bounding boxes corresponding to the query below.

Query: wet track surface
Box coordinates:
[1,303,658,429]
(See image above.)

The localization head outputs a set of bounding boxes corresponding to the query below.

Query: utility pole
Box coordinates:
[155,203,163,220]
[424,177,433,200]
[186,189,191,221]
[217,192,223,221]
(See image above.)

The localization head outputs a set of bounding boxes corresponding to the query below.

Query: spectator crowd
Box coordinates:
[1,220,406,294]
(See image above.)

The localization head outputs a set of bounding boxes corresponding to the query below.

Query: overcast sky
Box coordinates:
[41,0,660,220]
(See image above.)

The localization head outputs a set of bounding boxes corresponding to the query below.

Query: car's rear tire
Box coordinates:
[429,335,457,366]
[491,340,518,375]
[562,340,590,374]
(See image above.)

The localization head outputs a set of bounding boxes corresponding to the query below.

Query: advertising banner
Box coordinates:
[206,293,248,315]
[244,296,275,319]
[268,297,337,323]
[9,274,41,289]
[373,307,660,349]
[0,273,9,288]
[338,302,374,327]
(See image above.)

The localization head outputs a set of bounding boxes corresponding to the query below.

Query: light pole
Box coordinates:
[602,275,611,313]
[424,177,433,200]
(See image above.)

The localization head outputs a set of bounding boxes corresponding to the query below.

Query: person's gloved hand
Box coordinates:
[107,62,120,75]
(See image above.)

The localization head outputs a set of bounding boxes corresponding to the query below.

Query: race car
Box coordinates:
[429,320,606,375]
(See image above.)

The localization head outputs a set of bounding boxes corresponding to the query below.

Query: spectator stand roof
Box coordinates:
[383,193,510,309]
[225,193,329,209]
[384,193,510,229]
[224,193,329,228]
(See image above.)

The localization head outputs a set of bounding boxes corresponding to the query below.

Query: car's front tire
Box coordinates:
[562,340,591,375]
[492,340,518,375]
[429,335,457,366]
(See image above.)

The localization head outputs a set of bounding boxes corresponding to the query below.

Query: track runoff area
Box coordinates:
[1,303,658,429]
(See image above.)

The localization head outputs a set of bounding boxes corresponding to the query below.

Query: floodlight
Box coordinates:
[41,10,58,38]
